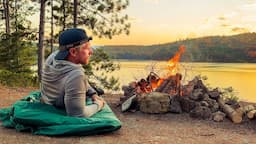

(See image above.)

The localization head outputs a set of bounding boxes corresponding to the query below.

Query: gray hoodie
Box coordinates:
[41,51,99,117]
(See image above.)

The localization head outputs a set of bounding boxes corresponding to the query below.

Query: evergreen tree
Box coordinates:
[83,48,120,91]
[0,0,37,87]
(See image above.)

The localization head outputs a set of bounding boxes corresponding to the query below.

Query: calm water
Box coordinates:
[106,60,256,102]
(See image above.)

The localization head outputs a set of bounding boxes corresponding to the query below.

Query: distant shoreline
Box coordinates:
[113,59,256,64]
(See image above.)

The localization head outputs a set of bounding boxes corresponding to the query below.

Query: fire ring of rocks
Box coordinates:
[120,72,256,124]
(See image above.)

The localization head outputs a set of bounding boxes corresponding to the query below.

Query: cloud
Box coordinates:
[199,1,256,35]
[128,16,143,23]
[143,0,160,4]
[231,26,250,33]
[242,16,256,22]
[240,2,256,10]
[218,16,227,21]
[220,24,230,27]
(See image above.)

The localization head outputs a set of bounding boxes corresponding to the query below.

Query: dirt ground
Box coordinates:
[0,86,256,144]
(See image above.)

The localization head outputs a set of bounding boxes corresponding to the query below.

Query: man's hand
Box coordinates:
[92,94,104,101]
[92,94,105,110]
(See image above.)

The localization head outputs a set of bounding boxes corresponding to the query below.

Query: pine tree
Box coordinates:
[83,48,120,91]
[0,0,37,87]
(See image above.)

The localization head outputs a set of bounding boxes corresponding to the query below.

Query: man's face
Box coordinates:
[76,42,93,64]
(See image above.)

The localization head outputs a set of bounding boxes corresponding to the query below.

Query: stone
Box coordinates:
[208,88,220,100]
[189,105,212,119]
[200,101,209,107]
[169,95,182,113]
[179,96,196,113]
[190,88,204,101]
[212,111,226,122]
[204,97,219,113]
[139,92,170,114]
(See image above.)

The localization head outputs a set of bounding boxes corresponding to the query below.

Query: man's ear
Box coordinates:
[68,48,77,57]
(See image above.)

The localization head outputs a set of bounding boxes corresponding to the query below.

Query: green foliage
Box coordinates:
[103,33,256,63]
[83,48,120,91]
[49,0,130,39]
[0,70,37,87]
[0,32,37,73]
[0,0,38,87]
[0,31,37,87]
[0,0,37,34]
[220,87,239,102]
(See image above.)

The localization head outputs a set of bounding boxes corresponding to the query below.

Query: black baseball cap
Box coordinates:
[55,28,92,60]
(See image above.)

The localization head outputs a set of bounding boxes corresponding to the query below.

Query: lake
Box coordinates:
[105,60,256,102]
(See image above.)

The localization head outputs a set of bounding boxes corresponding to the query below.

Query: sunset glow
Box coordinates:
[91,0,256,45]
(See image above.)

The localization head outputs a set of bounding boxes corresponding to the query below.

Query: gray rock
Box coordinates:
[212,111,226,122]
[169,95,182,113]
[190,89,204,101]
[200,101,209,107]
[179,96,196,113]
[139,92,171,114]
[189,106,212,119]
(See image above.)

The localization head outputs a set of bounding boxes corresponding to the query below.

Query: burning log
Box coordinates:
[162,79,176,94]
[156,73,182,95]
[155,80,169,92]
[217,98,242,124]
[181,76,199,97]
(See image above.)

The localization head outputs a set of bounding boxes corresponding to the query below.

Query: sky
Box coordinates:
[28,0,256,46]
[91,0,256,46]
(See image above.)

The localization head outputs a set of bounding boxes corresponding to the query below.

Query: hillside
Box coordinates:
[102,33,256,63]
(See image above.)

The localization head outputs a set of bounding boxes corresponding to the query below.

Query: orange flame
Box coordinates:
[151,78,164,89]
[150,45,186,90]
[167,45,186,76]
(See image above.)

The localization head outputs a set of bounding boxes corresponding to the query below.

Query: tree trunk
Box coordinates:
[3,0,10,34]
[50,0,53,53]
[62,0,66,31]
[38,0,46,82]
[73,0,78,28]
[14,0,17,32]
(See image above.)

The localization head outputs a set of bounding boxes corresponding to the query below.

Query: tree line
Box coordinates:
[103,33,256,63]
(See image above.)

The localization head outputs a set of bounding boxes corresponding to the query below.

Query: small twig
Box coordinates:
[199,133,215,136]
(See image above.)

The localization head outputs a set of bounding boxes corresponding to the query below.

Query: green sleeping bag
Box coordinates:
[0,91,122,136]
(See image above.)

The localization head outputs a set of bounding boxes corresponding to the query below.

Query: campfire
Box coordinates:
[120,45,256,124]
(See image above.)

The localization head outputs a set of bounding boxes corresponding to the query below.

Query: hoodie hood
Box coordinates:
[42,50,84,82]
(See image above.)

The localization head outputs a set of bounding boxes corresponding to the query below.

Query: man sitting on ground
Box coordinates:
[40,28,104,117]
